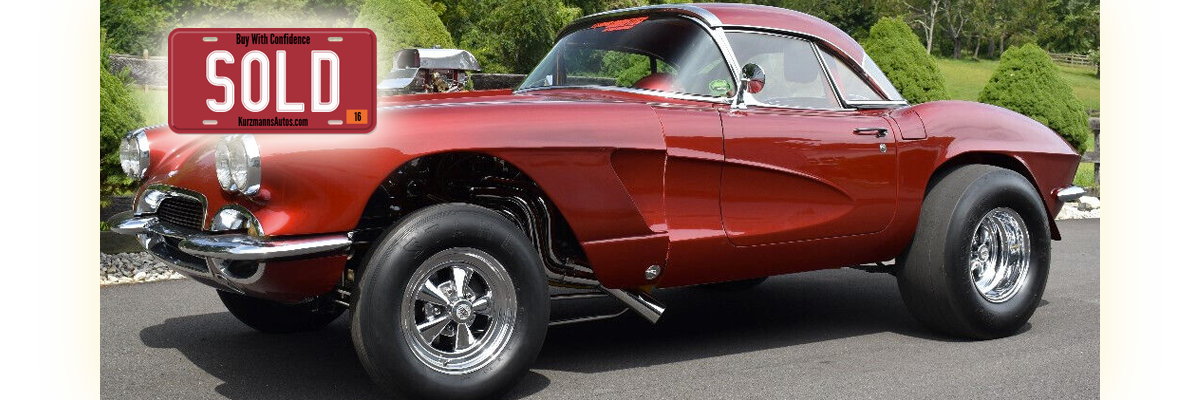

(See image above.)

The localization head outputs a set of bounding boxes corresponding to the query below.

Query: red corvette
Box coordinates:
[109,3,1082,399]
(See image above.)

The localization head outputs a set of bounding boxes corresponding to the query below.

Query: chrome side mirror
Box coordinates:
[734,63,766,108]
[741,63,766,94]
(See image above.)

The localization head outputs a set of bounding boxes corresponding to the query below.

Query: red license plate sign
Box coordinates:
[168,28,376,133]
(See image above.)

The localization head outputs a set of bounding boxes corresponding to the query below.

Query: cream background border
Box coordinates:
[37,0,99,398]
[1099,0,1161,396]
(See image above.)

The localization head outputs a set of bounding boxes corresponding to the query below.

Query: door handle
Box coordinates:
[854,127,888,138]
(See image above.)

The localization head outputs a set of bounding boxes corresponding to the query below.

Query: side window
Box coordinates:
[818,49,884,101]
[725,32,839,109]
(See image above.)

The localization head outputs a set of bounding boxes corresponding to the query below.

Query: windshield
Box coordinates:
[518,15,735,98]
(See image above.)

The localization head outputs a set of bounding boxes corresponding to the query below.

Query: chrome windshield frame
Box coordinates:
[516,13,738,103]
[519,5,909,109]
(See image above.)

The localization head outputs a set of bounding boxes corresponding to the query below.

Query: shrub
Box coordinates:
[354,0,455,81]
[860,17,947,104]
[101,29,145,197]
[979,43,1090,152]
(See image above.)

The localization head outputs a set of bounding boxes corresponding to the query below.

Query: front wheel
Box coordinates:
[352,204,549,400]
[897,165,1051,339]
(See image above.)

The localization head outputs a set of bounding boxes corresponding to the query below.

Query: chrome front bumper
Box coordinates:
[1055,186,1087,202]
[108,210,351,261]
[108,209,351,302]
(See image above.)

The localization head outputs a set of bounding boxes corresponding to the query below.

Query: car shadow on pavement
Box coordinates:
[138,269,1020,399]
[531,269,976,375]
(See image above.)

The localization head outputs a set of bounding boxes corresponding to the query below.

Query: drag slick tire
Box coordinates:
[217,289,343,334]
[897,164,1051,340]
[352,203,549,400]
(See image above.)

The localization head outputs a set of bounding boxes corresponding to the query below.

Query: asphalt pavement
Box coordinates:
[101,219,1098,399]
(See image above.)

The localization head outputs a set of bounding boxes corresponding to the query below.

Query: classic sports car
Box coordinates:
[109,3,1083,399]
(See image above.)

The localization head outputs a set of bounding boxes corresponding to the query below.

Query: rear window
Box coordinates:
[818,49,883,102]
[862,54,904,101]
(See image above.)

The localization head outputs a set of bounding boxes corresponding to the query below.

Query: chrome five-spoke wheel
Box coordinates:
[968,207,1032,303]
[401,247,518,375]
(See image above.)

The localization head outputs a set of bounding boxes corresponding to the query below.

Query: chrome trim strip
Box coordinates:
[810,39,850,108]
[515,85,733,104]
[710,26,744,97]
[107,211,351,261]
[179,233,351,261]
[1056,186,1087,202]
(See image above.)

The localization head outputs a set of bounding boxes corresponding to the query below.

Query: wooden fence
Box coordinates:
[1082,117,1100,194]
[1049,52,1096,68]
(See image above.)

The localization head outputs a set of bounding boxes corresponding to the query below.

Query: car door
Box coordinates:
[719,32,898,246]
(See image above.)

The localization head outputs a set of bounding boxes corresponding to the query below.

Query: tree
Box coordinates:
[100,0,173,55]
[1036,0,1099,53]
[861,17,948,103]
[100,29,145,196]
[767,0,882,40]
[354,0,455,80]
[902,0,943,54]
[940,0,977,58]
[978,43,1090,152]
[456,0,580,74]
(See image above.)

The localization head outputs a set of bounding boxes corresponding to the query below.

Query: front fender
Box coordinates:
[138,93,667,244]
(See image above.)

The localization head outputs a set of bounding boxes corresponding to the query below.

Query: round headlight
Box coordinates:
[214,134,261,195]
[118,128,150,179]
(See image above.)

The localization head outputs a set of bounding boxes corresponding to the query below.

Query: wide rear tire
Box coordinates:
[897,164,1051,339]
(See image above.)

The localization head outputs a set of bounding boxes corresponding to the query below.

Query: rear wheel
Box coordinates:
[352,203,548,400]
[897,164,1051,339]
[217,290,343,333]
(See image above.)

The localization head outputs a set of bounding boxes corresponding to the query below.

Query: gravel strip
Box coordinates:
[1055,202,1100,220]
[101,253,186,285]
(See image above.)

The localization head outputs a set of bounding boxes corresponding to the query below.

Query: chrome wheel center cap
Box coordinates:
[968,207,1031,303]
[452,302,473,322]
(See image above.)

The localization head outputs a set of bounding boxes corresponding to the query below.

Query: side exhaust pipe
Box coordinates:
[472,180,667,324]
[603,287,665,323]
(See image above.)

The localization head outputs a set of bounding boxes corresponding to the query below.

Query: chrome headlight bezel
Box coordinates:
[119,128,151,180]
[214,134,261,196]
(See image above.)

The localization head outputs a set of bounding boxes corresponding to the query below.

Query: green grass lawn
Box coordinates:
[131,87,168,126]
[936,58,1100,112]
[1074,162,1096,188]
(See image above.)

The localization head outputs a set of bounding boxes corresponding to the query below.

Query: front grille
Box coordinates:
[157,196,205,230]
